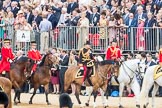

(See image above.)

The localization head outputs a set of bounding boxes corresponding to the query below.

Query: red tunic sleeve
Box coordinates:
[159,49,162,63]
[106,47,111,60]
[1,47,8,61]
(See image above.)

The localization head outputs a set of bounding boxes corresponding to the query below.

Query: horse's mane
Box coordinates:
[98,60,114,65]
[39,54,47,66]
[16,56,29,62]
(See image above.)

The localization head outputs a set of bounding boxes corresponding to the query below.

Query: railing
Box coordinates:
[0,26,161,54]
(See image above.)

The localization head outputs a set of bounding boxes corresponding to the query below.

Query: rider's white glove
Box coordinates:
[37,61,41,64]
[9,59,13,63]
[80,67,84,70]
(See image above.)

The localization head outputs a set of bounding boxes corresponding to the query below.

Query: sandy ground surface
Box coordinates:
[11,93,162,108]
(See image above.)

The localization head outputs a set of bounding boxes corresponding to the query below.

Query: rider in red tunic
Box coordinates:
[159,47,162,67]
[0,39,14,76]
[27,41,42,74]
[106,39,121,61]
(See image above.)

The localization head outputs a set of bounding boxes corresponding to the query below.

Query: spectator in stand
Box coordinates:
[14,10,25,30]
[67,0,79,14]
[52,2,63,28]
[135,5,147,21]
[57,7,69,49]
[11,1,19,18]
[0,12,6,40]
[47,7,56,29]
[98,11,108,50]
[99,0,108,13]
[77,12,89,49]
[136,18,145,51]
[66,10,80,49]
[154,13,162,45]
[5,11,14,39]
[108,16,116,44]
[123,8,130,24]
[80,5,91,21]
[144,12,156,50]
[24,6,34,25]
[32,9,42,27]
[39,12,52,54]
[125,13,137,49]
[126,0,137,14]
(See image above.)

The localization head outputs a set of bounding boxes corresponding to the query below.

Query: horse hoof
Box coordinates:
[29,101,32,104]
[136,105,140,108]
[47,102,51,105]
[119,105,124,108]
[14,102,18,105]
[18,101,21,103]
[143,105,146,108]
[85,103,89,106]
[104,105,109,108]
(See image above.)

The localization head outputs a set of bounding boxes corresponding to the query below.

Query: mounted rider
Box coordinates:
[79,41,94,86]
[0,39,15,78]
[159,46,162,70]
[27,41,42,75]
[106,38,121,61]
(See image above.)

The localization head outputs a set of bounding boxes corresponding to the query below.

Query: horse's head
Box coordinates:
[137,62,146,78]
[44,52,59,67]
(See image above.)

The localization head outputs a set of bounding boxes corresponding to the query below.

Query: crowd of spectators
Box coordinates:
[0,0,162,51]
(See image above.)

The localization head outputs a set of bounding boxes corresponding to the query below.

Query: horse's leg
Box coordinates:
[100,82,109,108]
[85,86,93,106]
[119,82,124,108]
[17,90,21,103]
[29,84,39,104]
[130,78,140,108]
[13,81,21,105]
[93,90,98,108]
[14,89,18,105]
[44,83,51,105]
[152,83,159,108]
[75,84,83,107]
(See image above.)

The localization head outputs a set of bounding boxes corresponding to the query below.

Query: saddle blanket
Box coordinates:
[153,65,162,80]
[75,66,95,79]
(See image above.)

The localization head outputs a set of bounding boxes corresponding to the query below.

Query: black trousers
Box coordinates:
[59,67,68,93]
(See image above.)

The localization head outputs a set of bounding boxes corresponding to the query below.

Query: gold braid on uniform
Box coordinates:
[79,48,91,62]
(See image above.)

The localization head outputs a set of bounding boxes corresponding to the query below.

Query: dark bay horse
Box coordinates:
[0,77,12,108]
[9,57,35,104]
[29,53,59,105]
[64,60,115,108]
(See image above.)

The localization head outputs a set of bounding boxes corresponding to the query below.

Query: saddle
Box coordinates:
[75,66,96,79]
[154,65,162,80]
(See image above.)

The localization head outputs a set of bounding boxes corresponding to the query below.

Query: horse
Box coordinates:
[140,65,162,108]
[64,60,115,108]
[29,52,59,105]
[118,59,145,108]
[0,77,12,108]
[9,56,35,105]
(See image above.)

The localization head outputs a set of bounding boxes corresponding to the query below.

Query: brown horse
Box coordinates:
[9,57,35,105]
[29,53,59,105]
[64,60,115,107]
[0,77,12,108]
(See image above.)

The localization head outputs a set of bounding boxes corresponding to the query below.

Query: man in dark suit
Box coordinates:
[32,10,42,27]
[66,10,80,49]
[125,13,137,50]
[128,1,137,14]
[134,5,147,21]
[11,1,19,18]
[59,50,69,93]
[67,0,79,14]
[47,7,56,29]
[89,6,100,34]
[24,7,34,25]
[52,2,62,28]
[144,12,156,50]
